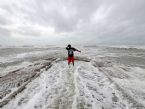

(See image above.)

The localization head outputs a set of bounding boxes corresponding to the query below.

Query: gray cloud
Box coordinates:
[0,27,10,36]
[13,26,41,37]
[0,0,145,45]
[0,16,8,25]
[0,27,16,45]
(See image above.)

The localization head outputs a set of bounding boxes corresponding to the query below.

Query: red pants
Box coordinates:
[68,57,74,65]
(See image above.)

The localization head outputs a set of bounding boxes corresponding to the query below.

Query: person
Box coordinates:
[66,44,81,66]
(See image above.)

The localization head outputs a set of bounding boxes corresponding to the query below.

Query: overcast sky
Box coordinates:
[0,0,145,46]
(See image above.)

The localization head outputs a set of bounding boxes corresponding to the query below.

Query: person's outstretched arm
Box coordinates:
[74,48,81,53]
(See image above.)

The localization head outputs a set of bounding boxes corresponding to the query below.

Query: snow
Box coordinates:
[0,46,145,109]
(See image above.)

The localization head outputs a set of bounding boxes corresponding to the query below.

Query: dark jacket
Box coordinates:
[66,47,77,57]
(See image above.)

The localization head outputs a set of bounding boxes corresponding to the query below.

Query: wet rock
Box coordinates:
[87,103,92,107]
[112,93,118,102]
[17,83,21,87]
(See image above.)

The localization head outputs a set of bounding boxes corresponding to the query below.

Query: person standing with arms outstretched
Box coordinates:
[66,44,81,66]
